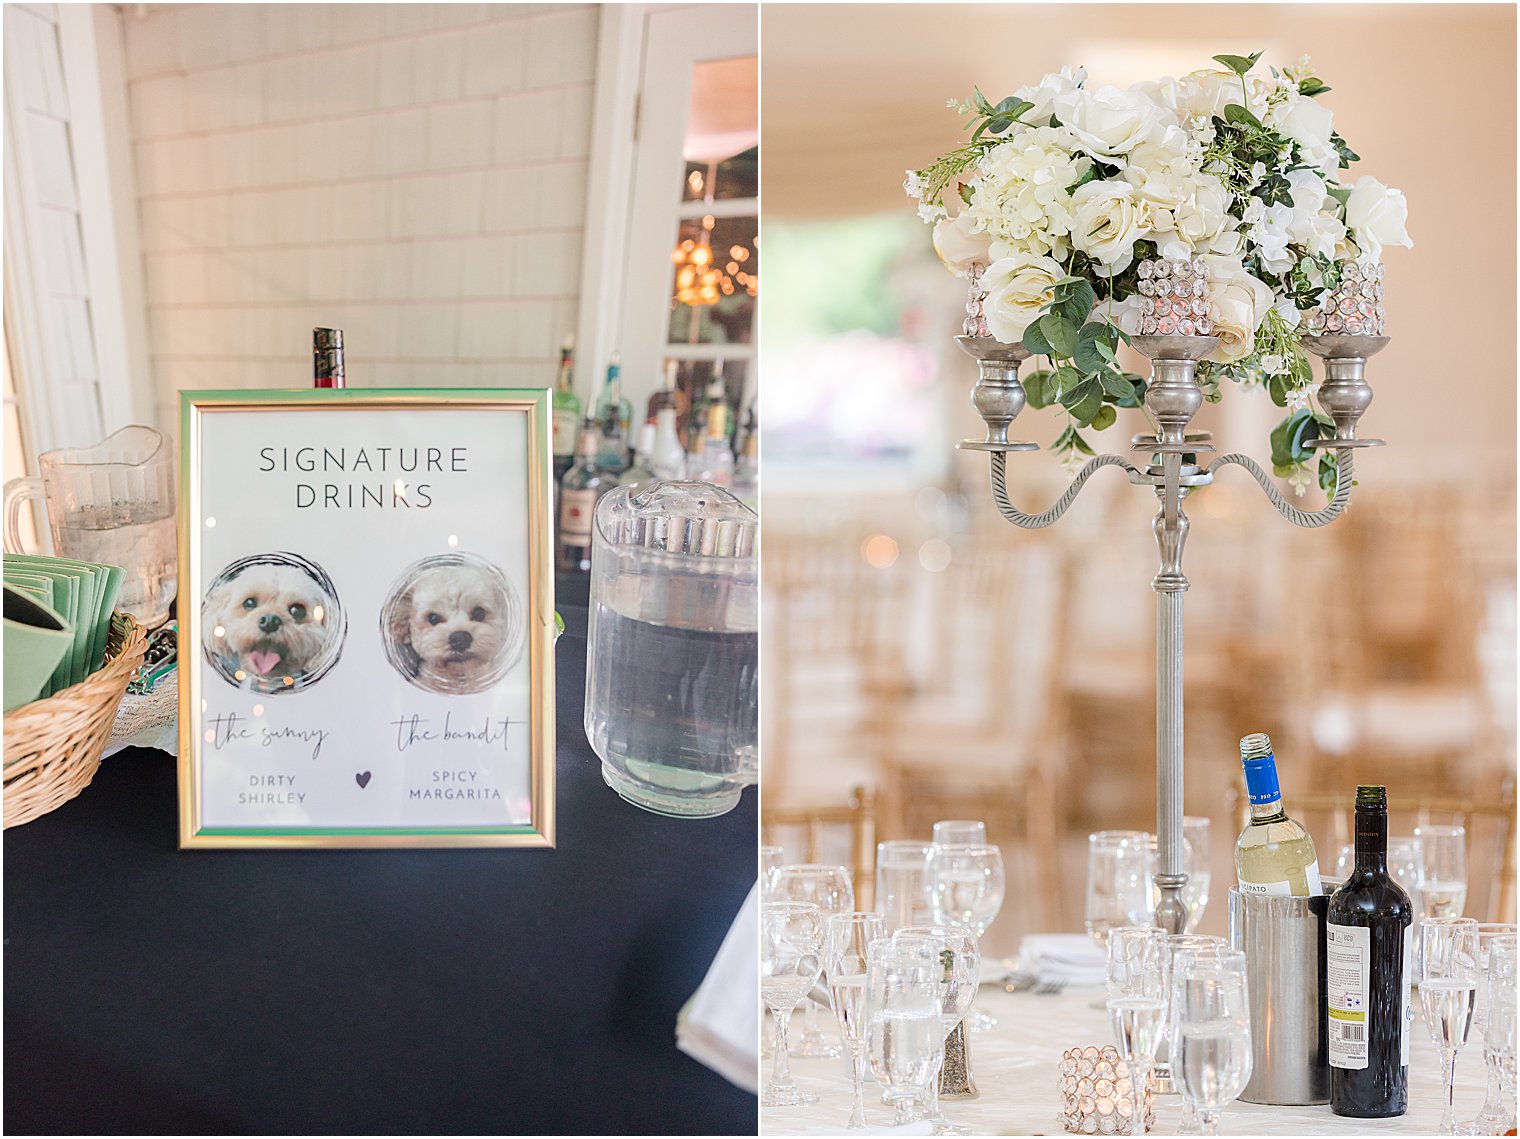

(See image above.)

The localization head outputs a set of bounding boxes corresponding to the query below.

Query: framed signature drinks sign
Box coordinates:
[177,389,555,848]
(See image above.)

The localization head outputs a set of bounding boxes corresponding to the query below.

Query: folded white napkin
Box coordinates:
[1011,932,1109,986]
[676,881,759,1094]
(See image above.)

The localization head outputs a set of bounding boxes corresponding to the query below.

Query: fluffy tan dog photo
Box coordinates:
[204,562,338,692]
[385,559,515,694]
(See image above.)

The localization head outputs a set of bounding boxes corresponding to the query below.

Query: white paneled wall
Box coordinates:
[121,3,597,430]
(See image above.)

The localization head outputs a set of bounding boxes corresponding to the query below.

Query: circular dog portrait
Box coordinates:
[380,552,524,695]
[202,552,346,693]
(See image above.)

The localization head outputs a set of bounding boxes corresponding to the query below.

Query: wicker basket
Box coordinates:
[3,612,149,828]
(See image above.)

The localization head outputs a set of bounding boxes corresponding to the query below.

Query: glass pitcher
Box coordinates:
[584,481,758,818]
[3,425,177,627]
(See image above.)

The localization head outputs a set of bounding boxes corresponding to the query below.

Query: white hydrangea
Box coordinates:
[961,127,1087,259]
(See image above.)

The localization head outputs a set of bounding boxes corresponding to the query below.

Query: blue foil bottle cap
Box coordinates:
[1239,732,1280,806]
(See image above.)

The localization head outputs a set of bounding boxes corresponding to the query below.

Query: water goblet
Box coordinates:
[932,820,987,846]
[1420,916,1482,1133]
[760,901,824,1107]
[1171,955,1253,1136]
[773,864,854,1058]
[824,912,886,1129]
[928,843,1003,1032]
[1415,825,1468,918]
[1107,926,1166,1001]
[761,845,785,897]
[1164,942,1239,1135]
[1086,831,1156,948]
[1463,925,1520,1134]
[1480,937,1517,1132]
[895,925,979,1135]
[1182,817,1212,933]
[863,938,943,1127]
[876,841,934,933]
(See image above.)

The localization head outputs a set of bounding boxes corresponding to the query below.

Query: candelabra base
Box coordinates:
[1306,437,1385,449]
[958,439,1039,453]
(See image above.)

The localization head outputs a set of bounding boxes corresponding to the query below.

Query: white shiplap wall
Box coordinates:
[121,3,597,431]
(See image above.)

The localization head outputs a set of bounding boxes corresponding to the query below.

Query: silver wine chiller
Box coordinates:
[957,270,1387,939]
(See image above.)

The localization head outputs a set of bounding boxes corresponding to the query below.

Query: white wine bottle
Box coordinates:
[1234,732,1322,896]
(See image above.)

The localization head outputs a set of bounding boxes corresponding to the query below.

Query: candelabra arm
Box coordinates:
[1206,449,1355,528]
[990,452,1140,530]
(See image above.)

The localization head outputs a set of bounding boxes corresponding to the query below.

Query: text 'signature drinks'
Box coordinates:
[1233,732,1321,896]
[1327,785,1414,1118]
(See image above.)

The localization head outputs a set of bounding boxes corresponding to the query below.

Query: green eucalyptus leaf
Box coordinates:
[1212,53,1258,76]
[1052,364,1082,399]
[1023,368,1053,410]
[1091,404,1118,431]
[1064,378,1103,425]
[1040,313,1079,359]
[1071,428,1096,456]
[1223,103,1263,129]
[1098,367,1134,401]
[1269,408,1321,467]
[1022,320,1053,357]
[1074,321,1119,374]
[1059,281,1097,327]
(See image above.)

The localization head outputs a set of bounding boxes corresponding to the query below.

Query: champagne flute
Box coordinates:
[927,843,1003,1033]
[875,841,934,933]
[1171,956,1253,1136]
[773,864,854,1058]
[1086,831,1155,948]
[895,925,979,1136]
[1415,825,1468,918]
[824,912,886,1130]
[863,938,943,1127]
[1182,817,1212,933]
[1420,916,1481,1134]
[760,901,824,1107]
[1463,925,1520,1134]
[1107,995,1166,1135]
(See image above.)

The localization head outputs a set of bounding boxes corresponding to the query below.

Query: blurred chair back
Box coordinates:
[761,785,879,908]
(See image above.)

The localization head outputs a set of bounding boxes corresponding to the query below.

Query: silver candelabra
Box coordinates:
[957,270,1387,934]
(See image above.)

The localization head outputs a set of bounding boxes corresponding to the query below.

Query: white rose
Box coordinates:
[1174,68,1276,123]
[1344,175,1413,258]
[1274,93,1339,175]
[980,252,1066,344]
[932,213,993,275]
[1201,254,1274,364]
[1052,84,1169,158]
[1070,181,1152,272]
[1013,66,1086,127]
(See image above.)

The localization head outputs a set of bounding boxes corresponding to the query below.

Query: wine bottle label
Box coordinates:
[552,409,578,457]
[558,488,595,545]
[1236,860,1321,896]
[1327,922,1370,1069]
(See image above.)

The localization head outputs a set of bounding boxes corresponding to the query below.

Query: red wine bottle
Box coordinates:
[1327,785,1414,1117]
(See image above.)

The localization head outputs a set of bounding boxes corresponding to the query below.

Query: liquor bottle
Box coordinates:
[651,403,686,482]
[1328,785,1414,1118]
[558,423,616,574]
[551,334,580,481]
[621,424,658,492]
[694,401,734,488]
[1234,732,1322,896]
[687,360,726,449]
[732,422,758,510]
[313,327,344,388]
[594,353,633,444]
[645,359,686,424]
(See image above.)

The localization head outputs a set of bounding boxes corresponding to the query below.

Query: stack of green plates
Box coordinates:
[2,553,125,704]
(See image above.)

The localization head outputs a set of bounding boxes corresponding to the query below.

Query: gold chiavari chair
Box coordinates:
[761,785,879,909]
[1228,779,1517,922]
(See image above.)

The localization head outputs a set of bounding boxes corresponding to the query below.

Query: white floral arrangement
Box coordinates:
[907,52,1412,494]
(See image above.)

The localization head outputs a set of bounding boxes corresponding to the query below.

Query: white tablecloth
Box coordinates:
[762,983,1491,1135]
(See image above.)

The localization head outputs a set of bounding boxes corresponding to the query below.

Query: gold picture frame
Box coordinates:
[177,388,555,849]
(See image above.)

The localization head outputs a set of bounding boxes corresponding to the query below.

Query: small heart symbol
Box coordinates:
[248,650,282,675]
[355,772,372,789]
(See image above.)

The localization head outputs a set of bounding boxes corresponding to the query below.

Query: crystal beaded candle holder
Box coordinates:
[1304,260,1385,336]
[1058,1045,1155,1134]
[1135,258,1213,337]
[964,263,991,339]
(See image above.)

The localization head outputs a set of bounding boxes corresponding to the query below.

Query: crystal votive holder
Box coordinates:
[1058,1044,1155,1135]
[1303,260,1385,337]
[1135,257,1213,337]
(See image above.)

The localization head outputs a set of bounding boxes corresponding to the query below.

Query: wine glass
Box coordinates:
[824,912,886,1130]
[1415,825,1468,918]
[1086,831,1156,947]
[760,901,824,1107]
[1164,942,1239,1135]
[1171,955,1253,1136]
[1108,926,1166,1002]
[773,864,854,1057]
[932,819,987,846]
[863,938,943,1127]
[895,925,979,1135]
[927,843,1003,1032]
[1182,817,1212,933]
[761,845,785,897]
[875,841,934,933]
[1464,924,1520,1134]
[1481,937,1517,1133]
[1335,836,1420,894]
[1420,916,1482,1134]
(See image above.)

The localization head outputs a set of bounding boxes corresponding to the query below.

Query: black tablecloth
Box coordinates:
[3,576,758,1135]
